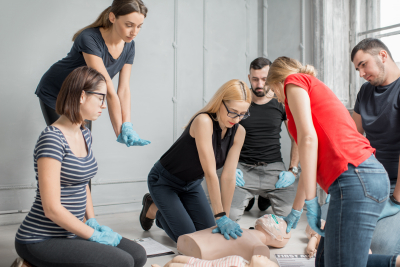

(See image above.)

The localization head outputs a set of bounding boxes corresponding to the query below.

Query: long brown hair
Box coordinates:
[185,79,252,127]
[266,56,317,86]
[56,66,106,125]
[72,0,148,41]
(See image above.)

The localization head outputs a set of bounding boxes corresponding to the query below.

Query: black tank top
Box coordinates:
[159,113,239,182]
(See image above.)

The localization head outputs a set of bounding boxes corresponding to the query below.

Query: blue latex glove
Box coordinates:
[305,197,325,237]
[235,169,245,187]
[282,208,303,233]
[378,197,400,221]
[117,122,151,147]
[85,218,113,233]
[88,229,122,246]
[325,194,331,204]
[275,171,296,188]
[212,215,243,240]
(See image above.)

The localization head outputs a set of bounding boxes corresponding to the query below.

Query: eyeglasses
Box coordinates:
[86,91,106,105]
[222,101,250,120]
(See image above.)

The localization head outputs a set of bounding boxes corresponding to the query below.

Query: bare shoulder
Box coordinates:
[234,124,246,142]
[190,113,213,138]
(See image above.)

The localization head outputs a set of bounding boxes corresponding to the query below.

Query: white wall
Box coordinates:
[0,0,323,225]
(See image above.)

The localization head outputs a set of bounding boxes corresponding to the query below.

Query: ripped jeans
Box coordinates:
[316,154,398,267]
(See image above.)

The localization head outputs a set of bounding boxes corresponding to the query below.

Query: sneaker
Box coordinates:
[245,197,255,211]
[258,196,271,211]
[140,193,155,231]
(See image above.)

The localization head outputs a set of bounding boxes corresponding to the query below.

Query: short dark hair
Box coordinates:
[56,66,106,125]
[249,57,272,72]
[351,38,393,62]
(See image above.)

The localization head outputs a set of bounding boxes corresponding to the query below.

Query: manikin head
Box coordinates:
[255,214,291,247]
[248,57,272,98]
[72,0,148,42]
[187,80,251,129]
[56,66,107,125]
[351,38,395,87]
[266,56,317,103]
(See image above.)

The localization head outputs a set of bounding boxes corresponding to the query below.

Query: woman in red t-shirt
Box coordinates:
[266,57,398,267]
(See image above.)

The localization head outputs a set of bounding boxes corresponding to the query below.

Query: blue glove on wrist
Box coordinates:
[305,197,325,237]
[212,215,243,240]
[282,208,303,233]
[275,171,296,188]
[88,229,122,246]
[235,169,245,187]
[378,197,400,221]
[117,122,151,147]
[85,218,113,233]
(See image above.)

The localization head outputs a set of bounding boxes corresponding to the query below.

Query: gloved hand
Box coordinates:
[212,215,243,240]
[117,122,151,147]
[282,208,303,233]
[378,197,400,221]
[305,197,325,237]
[88,229,122,246]
[235,169,245,187]
[325,194,331,204]
[275,171,296,188]
[85,218,113,233]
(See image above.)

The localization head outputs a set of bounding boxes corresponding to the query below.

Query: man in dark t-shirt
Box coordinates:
[227,57,299,221]
[351,38,400,255]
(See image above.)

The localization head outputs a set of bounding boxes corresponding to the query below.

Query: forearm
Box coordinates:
[85,185,95,220]
[205,173,224,216]
[298,136,318,200]
[117,86,131,123]
[45,205,94,239]
[292,177,306,211]
[219,176,235,217]
[289,140,300,168]
[393,156,400,200]
[107,88,123,137]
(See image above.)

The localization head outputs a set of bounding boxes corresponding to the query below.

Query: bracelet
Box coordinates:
[390,195,400,205]
[214,212,226,218]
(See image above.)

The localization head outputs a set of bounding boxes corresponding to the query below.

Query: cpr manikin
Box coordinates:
[176,214,290,262]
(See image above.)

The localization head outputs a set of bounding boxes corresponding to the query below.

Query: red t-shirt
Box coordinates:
[284,73,375,192]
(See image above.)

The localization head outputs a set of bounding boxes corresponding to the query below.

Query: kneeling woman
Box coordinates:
[140,80,251,242]
[267,57,399,267]
[15,67,146,267]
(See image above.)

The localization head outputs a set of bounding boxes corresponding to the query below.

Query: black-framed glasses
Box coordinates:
[86,91,106,105]
[222,101,250,120]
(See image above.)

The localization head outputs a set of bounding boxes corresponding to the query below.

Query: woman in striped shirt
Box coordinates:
[14,66,146,267]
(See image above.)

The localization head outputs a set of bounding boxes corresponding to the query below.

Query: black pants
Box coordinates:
[15,237,147,267]
[39,99,92,130]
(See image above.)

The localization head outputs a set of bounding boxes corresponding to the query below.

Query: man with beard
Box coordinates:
[227,57,299,222]
[350,38,400,255]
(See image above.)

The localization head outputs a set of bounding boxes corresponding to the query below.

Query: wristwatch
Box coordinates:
[288,166,298,175]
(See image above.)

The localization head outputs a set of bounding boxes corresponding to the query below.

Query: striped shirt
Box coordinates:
[185,256,248,267]
[15,126,98,244]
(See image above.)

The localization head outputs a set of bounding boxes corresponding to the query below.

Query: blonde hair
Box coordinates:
[72,0,148,41]
[266,56,317,86]
[186,79,252,127]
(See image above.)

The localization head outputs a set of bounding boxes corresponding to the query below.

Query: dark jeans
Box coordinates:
[15,237,147,267]
[39,99,92,130]
[148,161,215,242]
[316,155,397,267]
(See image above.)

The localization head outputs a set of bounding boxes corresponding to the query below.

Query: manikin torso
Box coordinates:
[177,215,291,261]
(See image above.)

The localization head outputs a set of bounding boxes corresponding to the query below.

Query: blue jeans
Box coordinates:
[371,181,400,255]
[147,161,215,242]
[316,155,397,267]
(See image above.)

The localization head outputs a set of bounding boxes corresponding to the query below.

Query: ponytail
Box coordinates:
[299,65,317,77]
[72,7,112,41]
[72,0,148,41]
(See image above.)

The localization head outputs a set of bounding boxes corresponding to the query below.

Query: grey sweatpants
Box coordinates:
[203,161,297,222]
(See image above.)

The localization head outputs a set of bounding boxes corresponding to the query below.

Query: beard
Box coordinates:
[251,86,269,97]
[369,58,386,86]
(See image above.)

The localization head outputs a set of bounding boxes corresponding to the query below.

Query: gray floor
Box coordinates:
[1,207,310,267]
